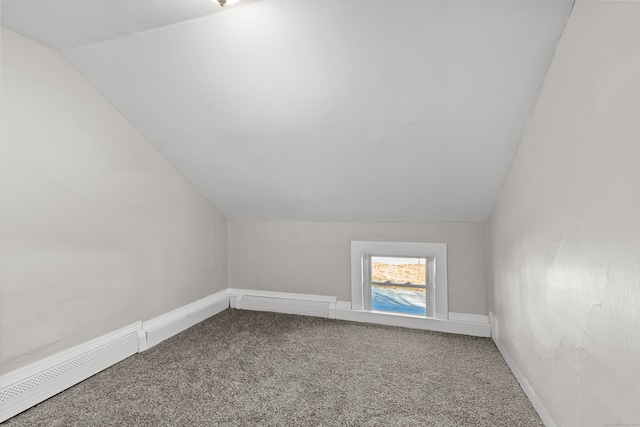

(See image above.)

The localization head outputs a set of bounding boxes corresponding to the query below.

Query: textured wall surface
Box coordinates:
[229,221,488,315]
[0,28,228,375]
[488,2,640,425]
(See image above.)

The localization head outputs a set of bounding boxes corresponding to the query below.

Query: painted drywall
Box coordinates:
[59,0,573,222]
[0,28,228,375]
[0,0,229,51]
[229,221,488,315]
[488,2,640,425]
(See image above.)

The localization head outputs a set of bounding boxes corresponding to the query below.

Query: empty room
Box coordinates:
[1,0,638,426]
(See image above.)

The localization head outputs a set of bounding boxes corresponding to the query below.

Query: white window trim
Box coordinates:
[351,241,448,320]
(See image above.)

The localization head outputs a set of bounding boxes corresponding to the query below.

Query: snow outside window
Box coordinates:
[350,241,448,320]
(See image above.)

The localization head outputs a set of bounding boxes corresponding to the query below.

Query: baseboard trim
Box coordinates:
[0,322,141,423]
[228,289,337,319]
[335,308,491,337]
[0,289,492,422]
[336,301,352,310]
[0,291,231,422]
[228,290,490,337]
[143,289,230,349]
[449,312,490,324]
[492,335,556,427]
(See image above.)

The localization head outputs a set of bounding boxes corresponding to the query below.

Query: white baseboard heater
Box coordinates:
[0,289,230,423]
[0,323,141,423]
[0,288,491,423]
[229,289,338,319]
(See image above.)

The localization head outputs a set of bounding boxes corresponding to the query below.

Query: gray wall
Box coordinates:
[229,221,488,315]
[488,2,640,425]
[0,28,228,375]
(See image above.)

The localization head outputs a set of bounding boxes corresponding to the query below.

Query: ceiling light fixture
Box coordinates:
[216,0,240,6]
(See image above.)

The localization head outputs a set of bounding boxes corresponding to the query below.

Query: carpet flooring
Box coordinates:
[3,309,542,426]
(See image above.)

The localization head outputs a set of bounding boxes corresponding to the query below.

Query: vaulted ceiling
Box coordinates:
[1,0,573,221]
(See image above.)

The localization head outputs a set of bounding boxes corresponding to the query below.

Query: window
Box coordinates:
[351,241,448,319]
[368,256,432,316]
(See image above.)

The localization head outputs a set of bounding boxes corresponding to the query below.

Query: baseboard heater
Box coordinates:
[229,289,338,319]
[0,290,230,423]
[0,323,141,423]
[1,289,489,423]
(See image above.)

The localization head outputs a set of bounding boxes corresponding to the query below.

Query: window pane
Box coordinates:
[371,284,426,315]
[371,256,426,284]
[370,256,427,315]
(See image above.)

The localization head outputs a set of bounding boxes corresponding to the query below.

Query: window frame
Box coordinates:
[351,241,448,320]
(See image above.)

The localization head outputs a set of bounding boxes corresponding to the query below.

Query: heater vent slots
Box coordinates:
[0,330,139,422]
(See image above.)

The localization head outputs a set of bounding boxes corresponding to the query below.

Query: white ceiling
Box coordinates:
[1,0,573,221]
[0,0,243,51]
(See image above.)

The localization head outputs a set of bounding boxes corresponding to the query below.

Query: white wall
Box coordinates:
[229,221,488,315]
[0,28,228,375]
[488,2,640,426]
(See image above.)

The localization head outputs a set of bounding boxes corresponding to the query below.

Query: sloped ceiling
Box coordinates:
[1,0,573,221]
[0,0,244,50]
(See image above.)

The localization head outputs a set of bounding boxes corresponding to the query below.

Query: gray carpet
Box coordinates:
[3,309,542,426]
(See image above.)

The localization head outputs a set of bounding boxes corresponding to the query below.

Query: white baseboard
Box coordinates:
[336,301,352,310]
[0,322,141,423]
[0,288,492,423]
[228,290,490,337]
[0,291,231,422]
[228,289,337,319]
[449,312,490,324]
[143,289,230,349]
[492,335,556,427]
[335,308,491,337]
